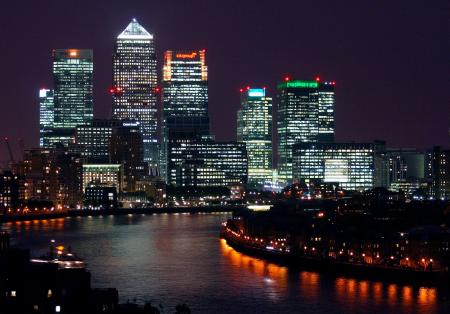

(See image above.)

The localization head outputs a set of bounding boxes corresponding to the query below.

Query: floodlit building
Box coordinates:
[112,19,158,167]
[292,142,375,191]
[82,164,122,194]
[237,87,272,187]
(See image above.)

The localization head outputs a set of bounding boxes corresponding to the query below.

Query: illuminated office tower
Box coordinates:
[277,79,320,183]
[161,50,209,181]
[53,49,93,146]
[277,78,336,184]
[39,89,54,147]
[317,81,336,142]
[112,18,158,167]
[162,50,209,119]
[237,87,272,187]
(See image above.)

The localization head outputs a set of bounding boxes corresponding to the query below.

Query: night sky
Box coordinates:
[0,0,449,163]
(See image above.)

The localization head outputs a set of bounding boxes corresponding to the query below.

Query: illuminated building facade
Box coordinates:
[237,88,272,187]
[292,142,375,191]
[277,79,336,183]
[82,164,122,194]
[112,19,158,167]
[75,119,118,163]
[429,146,450,199]
[161,50,209,181]
[169,141,247,187]
[317,81,335,142]
[19,147,83,207]
[39,89,54,148]
[162,50,208,118]
[52,49,93,146]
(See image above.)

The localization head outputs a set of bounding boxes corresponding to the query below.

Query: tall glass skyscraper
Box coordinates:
[112,18,158,168]
[317,81,336,142]
[53,49,93,130]
[237,87,272,187]
[39,89,54,147]
[161,49,209,181]
[162,50,209,119]
[277,78,336,184]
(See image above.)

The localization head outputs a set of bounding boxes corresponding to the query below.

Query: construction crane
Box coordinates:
[4,137,15,165]
[18,138,25,161]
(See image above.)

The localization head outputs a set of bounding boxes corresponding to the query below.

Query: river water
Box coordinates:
[1,213,449,313]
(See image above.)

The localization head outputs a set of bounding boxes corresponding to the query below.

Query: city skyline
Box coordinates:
[0,0,449,163]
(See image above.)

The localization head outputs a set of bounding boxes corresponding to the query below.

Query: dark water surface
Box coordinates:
[2,213,449,313]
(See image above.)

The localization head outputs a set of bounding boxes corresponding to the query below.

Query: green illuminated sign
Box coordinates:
[277,81,318,90]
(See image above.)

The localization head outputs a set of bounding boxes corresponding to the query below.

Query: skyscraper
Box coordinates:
[112,19,158,168]
[277,78,336,184]
[162,50,209,119]
[237,87,272,187]
[161,49,209,181]
[317,81,336,142]
[53,49,93,131]
[39,89,54,147]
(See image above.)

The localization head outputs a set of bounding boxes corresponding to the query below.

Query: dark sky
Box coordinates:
[0,0,449,162]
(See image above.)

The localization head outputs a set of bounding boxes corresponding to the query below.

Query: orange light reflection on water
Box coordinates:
[220,239,288,297]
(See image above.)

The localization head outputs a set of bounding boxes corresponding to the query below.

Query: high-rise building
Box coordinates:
[162,50,209,119]
[317,81,336,142]
[39,89,54,148]
[277,78,336,184]
[237,87,272,187]
[112,19,158,167]
[428,146,450,199]
[53,49,93,145]
[292,142,375,191]
[161,50,209,181]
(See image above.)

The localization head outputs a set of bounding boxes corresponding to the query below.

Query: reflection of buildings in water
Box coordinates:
[220,239,288,299]
[4,218,67,233]
[299,271,320,301]
[334,277,437,312]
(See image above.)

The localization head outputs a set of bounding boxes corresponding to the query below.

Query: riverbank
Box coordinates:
[0,206,239,223]
[221,225,448,285]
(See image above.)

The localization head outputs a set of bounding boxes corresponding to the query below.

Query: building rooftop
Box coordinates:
[118,18,153,40]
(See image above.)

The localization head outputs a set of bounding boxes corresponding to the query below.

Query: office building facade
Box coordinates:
[161,50,209,181]
[112,19,158,167]
[277,79,336,184]
[169,141,247,187]
[110,121,148,192]
[237,88,272,187]
[292,142,375,191]
[75,119,117,163]
[39,89,54,148]
[53,49,93,146]
[82,164,122,194]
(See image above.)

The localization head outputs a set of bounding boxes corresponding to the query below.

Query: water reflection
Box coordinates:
[221,238,442,313]
[1,215,446,313]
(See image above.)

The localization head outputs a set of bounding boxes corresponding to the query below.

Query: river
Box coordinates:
[1,213,449,313]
